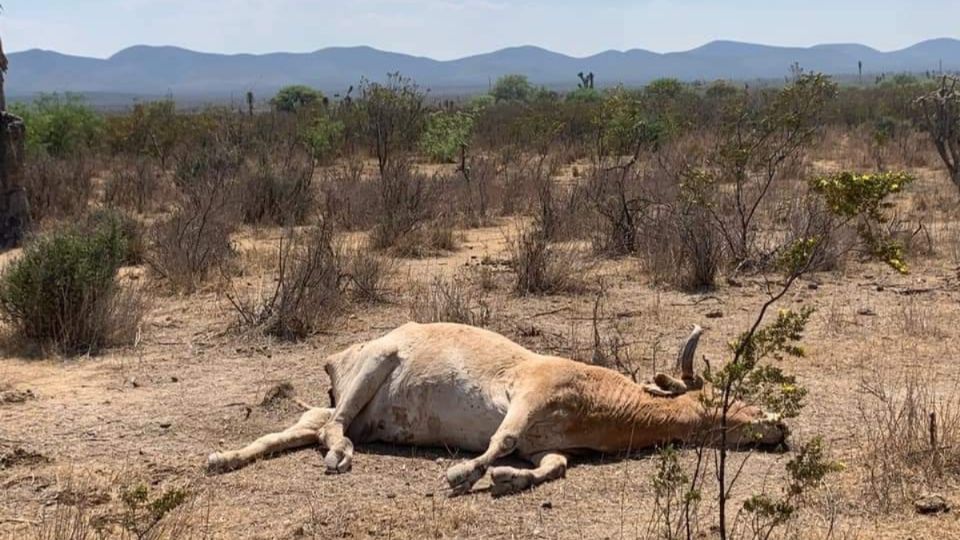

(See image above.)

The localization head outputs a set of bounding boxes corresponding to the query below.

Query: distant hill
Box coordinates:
[7,39,960,104]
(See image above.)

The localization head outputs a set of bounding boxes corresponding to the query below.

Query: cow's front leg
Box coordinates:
[446,398,535,496]
[207,407,333,473]
[318,345,399,474]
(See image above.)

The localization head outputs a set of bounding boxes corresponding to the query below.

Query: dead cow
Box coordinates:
[208,322,787,495]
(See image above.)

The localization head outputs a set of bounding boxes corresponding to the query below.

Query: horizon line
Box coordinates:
[9,36,959,62]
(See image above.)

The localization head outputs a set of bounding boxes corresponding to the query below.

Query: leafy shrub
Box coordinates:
[302,113,344,164]
[566,87,602,103]
[810,171,915,273]
[81,209,146,265]
[0,223,144,355]
[491,74,533,103]
[419,110,474,163]
[11,94,103,157]
[104,99,186,169]
[271,85,325,113]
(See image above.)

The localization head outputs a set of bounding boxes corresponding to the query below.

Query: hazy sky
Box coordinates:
[4,0,959,59]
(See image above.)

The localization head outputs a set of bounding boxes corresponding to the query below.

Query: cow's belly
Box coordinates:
[347,365,509,453]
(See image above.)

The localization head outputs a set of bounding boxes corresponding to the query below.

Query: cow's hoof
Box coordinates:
[206,452,232,474]
[324,443,353,474]
[490,467,533,496]
[446,462,486,496]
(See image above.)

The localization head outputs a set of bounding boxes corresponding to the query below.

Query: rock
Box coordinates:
[807,282,819,290]
[128,377,140,388]
[159,421,172,429]
[541,500,553,509]
[386,492,396,499]
[170,376,179,383]
[705,310,723,319]
[0,388,36,404]
[876,285,885,292]
[914,494,950,515]
[857,307,877,316]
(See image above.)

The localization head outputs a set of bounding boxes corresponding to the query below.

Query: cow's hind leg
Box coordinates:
[318,345,400,474]
[489,452,568,495]
[445,398,535,496]
[207,407,334,473]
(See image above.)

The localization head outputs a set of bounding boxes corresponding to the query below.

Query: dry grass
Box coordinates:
[408,271,493,327]
[856,371,960,513]
[508,224,589,295]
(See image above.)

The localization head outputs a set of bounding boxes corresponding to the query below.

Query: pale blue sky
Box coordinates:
[4,0,958,59]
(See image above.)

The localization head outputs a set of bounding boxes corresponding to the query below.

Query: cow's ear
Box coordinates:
[642,373,688,397]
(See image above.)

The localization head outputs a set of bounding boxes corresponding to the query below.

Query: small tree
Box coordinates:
[491,74,533,103]
[11,93,103,157]
[688,73,838,266]
[419,110,474,163]
[695,166,912,540]
[271,85,324,113]
[917,76,960,192]
[357,73,426,176]
[105,98,184,169]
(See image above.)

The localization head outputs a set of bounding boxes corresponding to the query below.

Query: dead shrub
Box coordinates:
[638,204,722,291]
[509,224,587,295]
[897,297,944,339]
[409,272,492,327]
[856,372,960,512]
[239,147,316,226]
[674,205,722,290]
[342,243,396,303]
[104,155,165,214]
[147,137,240,292]
[24,153,95,223]
[782,193,851,272]
[147,208,235,293]
[226,223,345,340]
[585,164,648,255]
[319,161,379,231]
[385,219,459,258]
[366,161,461,257]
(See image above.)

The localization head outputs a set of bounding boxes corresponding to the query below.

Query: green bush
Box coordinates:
[81,208,146,265]
[491,74,533,103]
[419,110,474,163]
[11,93,103,157]
[271,85,325,113]
[565,87,601,104]
[302,113,344,163]
[0,222,144,355]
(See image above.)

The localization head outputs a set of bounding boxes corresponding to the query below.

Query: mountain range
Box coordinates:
[7,38,960,103]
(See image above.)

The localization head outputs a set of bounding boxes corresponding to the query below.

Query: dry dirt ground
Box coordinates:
[3,179,960,538]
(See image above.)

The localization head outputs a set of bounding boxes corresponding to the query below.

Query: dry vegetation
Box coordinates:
[2,74,960,539]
